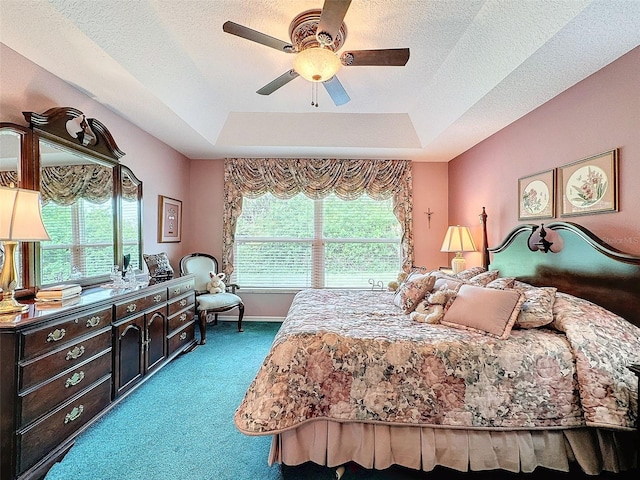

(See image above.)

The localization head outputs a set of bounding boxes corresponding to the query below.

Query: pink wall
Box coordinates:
[0,44,193,269]
[448,46,640,261]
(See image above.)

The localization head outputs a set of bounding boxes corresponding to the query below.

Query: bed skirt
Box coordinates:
[268,422,637,475]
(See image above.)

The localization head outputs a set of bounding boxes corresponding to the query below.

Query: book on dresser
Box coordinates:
[35,283,82,300]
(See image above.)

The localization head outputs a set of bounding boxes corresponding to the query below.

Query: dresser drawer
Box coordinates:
[114,288,167,319]
[168,291,194,317]
[21,306,112,360]
[19,350,112,428]
[168,323,195,356]
[168,307,195,333]
[168,278,194,300]
[17,376,111,474]
[20,329,111,390]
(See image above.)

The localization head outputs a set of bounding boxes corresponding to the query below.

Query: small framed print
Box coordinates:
[158,195,182,242]
[518,169,555,220]
[559,149,618,217]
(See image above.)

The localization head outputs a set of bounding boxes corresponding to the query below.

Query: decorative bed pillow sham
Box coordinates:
[441,284,525,339]
[515,285,558,328]
[486,276,516,290]
[393,274,436,313]
[455,266,486,280]
[467,270,500,286]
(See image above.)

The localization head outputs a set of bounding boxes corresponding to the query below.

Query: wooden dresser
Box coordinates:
[0,276,196,480]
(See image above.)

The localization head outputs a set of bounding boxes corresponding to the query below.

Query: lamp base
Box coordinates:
[451,252,466,275]
[0,292,28,315]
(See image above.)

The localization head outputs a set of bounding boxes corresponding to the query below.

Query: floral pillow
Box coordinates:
[394,274,436,313]
[441,284,525,339]
[143,252,174,279]
[455,266,486,281]
[514,285,557,328]
[467,270,500,286]
[486,276,516,290]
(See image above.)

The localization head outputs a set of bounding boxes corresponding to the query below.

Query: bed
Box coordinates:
[234,217,640,475]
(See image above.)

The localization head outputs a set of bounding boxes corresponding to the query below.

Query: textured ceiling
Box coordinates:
[1,0,639,161]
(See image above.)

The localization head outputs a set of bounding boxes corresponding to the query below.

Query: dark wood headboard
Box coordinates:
[487,221,640,328]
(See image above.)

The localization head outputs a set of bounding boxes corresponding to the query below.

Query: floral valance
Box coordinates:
[222,158,414,277]
[40,164,113,205]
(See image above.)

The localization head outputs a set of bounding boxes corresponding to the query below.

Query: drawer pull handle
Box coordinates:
[179,299,187,307]
[174,288,181,295]
[47,329,66,342]
[153,294,162,303]
[86,316,101,328]
[179,313,187,322]
[65,371,85,388]
[126,303,137,313]
[64,405,84,424]
[180,332,187,341]
[66,345,85,360]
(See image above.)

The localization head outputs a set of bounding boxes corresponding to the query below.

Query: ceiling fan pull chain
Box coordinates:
[312,82,319,108]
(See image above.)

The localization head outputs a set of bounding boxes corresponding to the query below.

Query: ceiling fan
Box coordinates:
[223,0,410,106]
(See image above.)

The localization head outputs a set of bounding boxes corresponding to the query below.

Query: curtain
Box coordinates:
[40,164,113,205]
[223,158,413,277]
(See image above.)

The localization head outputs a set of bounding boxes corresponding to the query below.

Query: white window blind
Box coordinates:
[233,193,401,289]
[40,199,115,284]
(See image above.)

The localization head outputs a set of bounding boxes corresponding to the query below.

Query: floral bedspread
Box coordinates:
[234,289,639,435]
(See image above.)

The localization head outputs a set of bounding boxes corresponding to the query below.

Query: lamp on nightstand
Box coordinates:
[440,225,476,275]
[0,186,50,314]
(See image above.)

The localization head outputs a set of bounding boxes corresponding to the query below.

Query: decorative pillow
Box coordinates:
[455,266,486,281]
[143,252,174,279]
[394,274,436,313]
[468,270,500,287]
[434,276,465,292]
[441,284,525,339]
[486,277,516,290]
[514,286,557,328]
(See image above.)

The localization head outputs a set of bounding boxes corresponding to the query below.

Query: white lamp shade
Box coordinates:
[0,186,50,241]
[293,47,341,82]
[440,225,476,253]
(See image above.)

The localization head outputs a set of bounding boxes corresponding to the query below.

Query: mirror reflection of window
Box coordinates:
[121,168,142,271]
[0,128,23,288]
[39,140,115,285]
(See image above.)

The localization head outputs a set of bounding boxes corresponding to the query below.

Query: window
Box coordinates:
[233,193,401,288]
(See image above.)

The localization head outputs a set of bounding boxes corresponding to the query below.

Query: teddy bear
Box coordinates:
[410,286,457,324]
[206,272,226,294]
[388,271,409,292]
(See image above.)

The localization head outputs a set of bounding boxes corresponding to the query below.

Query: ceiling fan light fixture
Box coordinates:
[293,47,341,82]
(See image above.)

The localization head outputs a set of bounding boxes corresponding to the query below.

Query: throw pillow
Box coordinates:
[455,266,486,281]
[143,252,174,279]
[514,285,557,328]
[394,274,436,313]
[441,284,525,339]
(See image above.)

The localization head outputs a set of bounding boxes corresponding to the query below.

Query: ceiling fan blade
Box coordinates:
[322,76,350,106]
[256,70,300,95]
[223,21,294,53]
[317,0,352,45]
[341,48,410,66]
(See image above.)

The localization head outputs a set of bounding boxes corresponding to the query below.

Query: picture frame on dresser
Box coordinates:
[158,195,182,243]
[559,148,619,217]
[517,169,555,220]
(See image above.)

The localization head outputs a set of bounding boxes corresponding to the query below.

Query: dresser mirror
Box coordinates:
[0,124,33,289]
[0,108,143,293]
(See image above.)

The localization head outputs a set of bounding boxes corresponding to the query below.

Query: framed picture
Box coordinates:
[518,169,555,220]
[158,195,182,242]
[559,149,618,217]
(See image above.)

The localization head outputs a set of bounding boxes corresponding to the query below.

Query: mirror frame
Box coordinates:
[0,107,143,293]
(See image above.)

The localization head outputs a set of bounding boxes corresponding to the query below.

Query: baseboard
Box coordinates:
[215,315,285,323]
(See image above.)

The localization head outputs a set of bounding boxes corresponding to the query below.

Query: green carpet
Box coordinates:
[44,321,634,480]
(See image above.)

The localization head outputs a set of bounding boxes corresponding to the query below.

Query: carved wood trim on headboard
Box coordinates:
[488,221,640,327]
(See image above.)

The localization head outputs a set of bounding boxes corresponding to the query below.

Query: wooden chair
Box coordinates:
[179,253,244,344]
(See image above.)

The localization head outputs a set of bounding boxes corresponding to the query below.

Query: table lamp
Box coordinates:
[0,186,50,314]
[440,225,476,274]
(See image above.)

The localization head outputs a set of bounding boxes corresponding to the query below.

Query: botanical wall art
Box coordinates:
[518,169,555,220]
[158,195,182,242]
[559,149,618,217]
